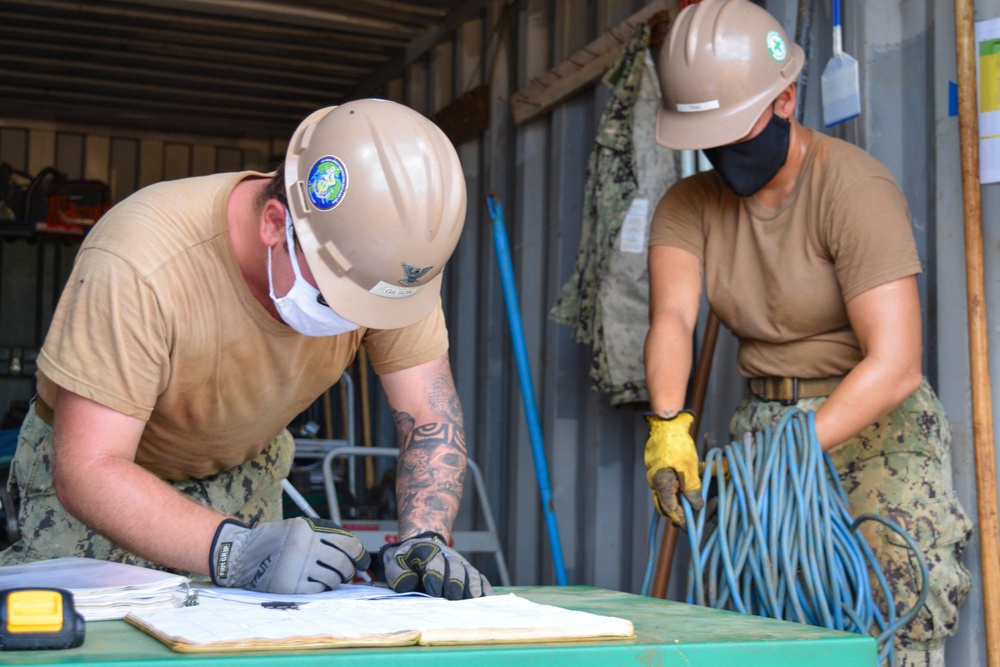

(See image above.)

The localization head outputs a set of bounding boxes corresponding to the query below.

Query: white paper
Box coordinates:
[0,557,189,620]
[194,583,430,603]
[975,16,1000,184]
[618,197,650,254]
[125,593,634,649]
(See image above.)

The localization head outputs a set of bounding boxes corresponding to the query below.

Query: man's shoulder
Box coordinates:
[129,171,241,200]
[808,130,896,183]
[100,172,244,227]
[79,172,245,276]
[663,170,727,207]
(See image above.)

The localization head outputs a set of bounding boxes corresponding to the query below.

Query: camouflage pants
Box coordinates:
[0,400,294,576]
[730,378,972,666]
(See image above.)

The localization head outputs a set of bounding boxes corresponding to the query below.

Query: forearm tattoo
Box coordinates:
[391,372,467,539]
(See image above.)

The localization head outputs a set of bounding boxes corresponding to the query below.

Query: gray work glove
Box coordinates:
[376,531,493,600]
[210,517,370,594]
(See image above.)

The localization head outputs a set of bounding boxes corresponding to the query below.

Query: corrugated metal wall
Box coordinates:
[370,0,666,592]
[368,4,1000,666]
[2,1,999,664]
[0,125,272,428]
[0,1,665,594]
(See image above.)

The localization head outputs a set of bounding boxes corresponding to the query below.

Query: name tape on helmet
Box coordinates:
[308,156,349,211]
[676,100,721,113]
[370,281,423,299]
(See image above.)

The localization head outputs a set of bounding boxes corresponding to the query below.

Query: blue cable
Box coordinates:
[683,408,929,666]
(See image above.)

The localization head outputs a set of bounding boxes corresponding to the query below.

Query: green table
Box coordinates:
[6,586,877,666]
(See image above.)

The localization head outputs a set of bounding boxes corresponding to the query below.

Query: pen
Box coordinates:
[261,601,299,610]
[356,569,373,584]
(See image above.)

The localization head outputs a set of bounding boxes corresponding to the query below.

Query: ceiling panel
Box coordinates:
[0,0,481,140]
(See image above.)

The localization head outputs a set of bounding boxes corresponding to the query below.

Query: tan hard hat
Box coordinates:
[655,0,804,150]
[284,99,466,330]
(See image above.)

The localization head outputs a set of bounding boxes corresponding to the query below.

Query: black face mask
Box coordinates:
[702,114,791,197]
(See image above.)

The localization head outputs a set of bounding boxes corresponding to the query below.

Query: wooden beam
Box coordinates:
[509,1,678,126]
[955,1,1000,665]
[8,0,415,37]
[431,83,491,146]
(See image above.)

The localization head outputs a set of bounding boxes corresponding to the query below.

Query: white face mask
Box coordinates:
[268,212,360,337]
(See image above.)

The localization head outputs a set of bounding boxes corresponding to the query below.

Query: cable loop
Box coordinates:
[681,408,929,666]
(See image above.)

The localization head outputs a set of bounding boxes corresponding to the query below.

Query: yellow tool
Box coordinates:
[0,588,85,650]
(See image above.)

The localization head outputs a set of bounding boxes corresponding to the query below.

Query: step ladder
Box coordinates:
[281,372,511,586]
[304,446,510,586]
[289,372,363,494]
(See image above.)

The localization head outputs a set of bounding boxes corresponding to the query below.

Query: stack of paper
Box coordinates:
[125,592,635,652]
[0,557,189,621]
[193,583,430,604]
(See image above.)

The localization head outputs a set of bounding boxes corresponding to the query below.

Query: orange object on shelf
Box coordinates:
[46,180,111,229]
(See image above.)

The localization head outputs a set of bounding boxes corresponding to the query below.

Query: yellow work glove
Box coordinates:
[644,411,704,528]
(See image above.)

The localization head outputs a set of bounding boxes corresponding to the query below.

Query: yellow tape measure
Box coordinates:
[0,588,85,650]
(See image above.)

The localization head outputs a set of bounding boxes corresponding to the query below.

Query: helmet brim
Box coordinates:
[655,42,804,151]
[307,253,444,330]
[655,102,764,151]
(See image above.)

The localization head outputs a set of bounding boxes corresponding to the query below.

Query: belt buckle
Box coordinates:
[780,377,799,406]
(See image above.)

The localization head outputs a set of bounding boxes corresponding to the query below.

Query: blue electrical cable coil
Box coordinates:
[676,408,929,666]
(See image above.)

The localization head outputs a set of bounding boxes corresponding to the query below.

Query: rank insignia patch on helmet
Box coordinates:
[400,263,432,286]
[308,156,348,210]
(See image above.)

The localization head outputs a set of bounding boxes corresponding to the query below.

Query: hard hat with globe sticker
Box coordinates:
[307,156,348,210]
[654,0,804,150]
[284,100,466,330]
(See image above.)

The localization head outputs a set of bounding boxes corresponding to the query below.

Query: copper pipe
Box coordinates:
[651,310,721,598]
[955,1,1000,664]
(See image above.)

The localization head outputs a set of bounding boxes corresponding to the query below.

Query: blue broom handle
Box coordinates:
[486,191,569,586]
[832,0,843,56]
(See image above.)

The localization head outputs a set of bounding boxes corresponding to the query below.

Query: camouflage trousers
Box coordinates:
[0,399,294,576]
[730,378,972,667]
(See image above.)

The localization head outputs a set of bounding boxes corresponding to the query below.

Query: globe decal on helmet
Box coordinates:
[307,156,348,211]
[766,31,787,62]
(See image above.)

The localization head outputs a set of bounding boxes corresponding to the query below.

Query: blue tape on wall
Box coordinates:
[949,80,959,117]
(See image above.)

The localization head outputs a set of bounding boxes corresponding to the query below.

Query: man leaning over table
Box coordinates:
[0,99,492,601]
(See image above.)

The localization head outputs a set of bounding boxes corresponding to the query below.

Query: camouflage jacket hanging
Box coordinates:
[549,23,677,407]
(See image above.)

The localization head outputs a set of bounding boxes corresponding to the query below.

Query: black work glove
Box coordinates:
[209,517,370,594]
[375,531,493,600]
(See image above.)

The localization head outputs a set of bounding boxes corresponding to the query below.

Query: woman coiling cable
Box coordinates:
[643,4,970,665]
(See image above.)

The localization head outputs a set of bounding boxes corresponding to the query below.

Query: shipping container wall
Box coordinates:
[370,0,674,592]
[0,124,272,427]
[371,2,999,666]
[1,1,999,665]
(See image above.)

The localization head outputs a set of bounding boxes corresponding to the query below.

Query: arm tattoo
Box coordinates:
[393,367,467,539]
[390,409,415,443]
[427,374,464,425]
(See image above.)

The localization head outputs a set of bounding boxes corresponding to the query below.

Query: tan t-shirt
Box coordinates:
[37,172,448,480]
[648,129,922,379]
